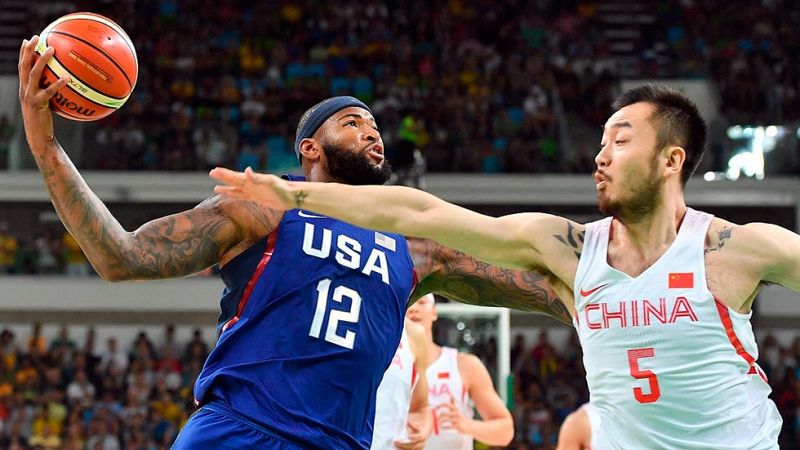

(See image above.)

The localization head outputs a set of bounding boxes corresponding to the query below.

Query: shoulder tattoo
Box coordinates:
[553,221,584,259]
[705,226,733,255]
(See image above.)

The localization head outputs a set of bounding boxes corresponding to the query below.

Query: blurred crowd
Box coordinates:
[0,321,797,449]
[0,323,208,449]
[4,0,778,174]
[0,224,90,277]
[0,223,218,278]
[58,0,578,173]
[654,0,800,124]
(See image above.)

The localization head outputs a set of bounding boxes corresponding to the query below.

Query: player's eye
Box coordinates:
[346,121,357,127]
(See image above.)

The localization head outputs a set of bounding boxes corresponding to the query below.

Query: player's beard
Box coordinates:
[598,156,662,223]
[322,142,392,185]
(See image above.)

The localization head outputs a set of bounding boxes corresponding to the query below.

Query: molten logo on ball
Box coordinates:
[42,79,95,117]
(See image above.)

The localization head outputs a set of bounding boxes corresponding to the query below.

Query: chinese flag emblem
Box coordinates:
[437,372,450,379]
[669,272,694,288]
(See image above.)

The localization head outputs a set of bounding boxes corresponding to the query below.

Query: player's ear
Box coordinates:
[298,138,322,163]
[664,145,685,178]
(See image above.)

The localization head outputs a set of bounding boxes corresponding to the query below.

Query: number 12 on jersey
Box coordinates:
[627,348,661,403]
[309,279,362,350]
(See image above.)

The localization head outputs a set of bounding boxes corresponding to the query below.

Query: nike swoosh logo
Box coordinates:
[297,211,326,219]
[579,283,608,297]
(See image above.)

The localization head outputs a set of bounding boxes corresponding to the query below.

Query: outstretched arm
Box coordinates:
[18,37,277,281]
[408,238,573,324]
[210,168,573,276]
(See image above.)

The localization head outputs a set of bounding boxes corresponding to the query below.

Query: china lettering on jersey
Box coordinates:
[582,295,698,330]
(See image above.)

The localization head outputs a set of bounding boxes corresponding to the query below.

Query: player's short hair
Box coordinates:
[612,84,707,187]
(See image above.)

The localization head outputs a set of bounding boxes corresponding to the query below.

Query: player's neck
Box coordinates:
[306,166,347,184]
[612,193,687,256]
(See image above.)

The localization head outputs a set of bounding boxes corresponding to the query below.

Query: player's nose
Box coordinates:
[362,127,379,142]
[595,145,610,168]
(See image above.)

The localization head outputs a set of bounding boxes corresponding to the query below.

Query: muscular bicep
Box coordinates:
[111,197,279,280]
[409,238,573,325]
[749,223,800,291]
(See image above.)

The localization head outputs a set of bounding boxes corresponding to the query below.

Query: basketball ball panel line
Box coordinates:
[52,19,137,85]
[38,38,130,109]
[35,11,138,121]
[39,12,138,85]
[42,65,115,120]
[48,30,133,91]
[58,13,138,70]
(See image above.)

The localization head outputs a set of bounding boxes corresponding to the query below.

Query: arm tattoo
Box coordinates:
[295,190,308,208]
[553,221,584,259]
[34,147,269,281]
[705,226,733,254]
[409,238,572,325]
[238,200,281,231]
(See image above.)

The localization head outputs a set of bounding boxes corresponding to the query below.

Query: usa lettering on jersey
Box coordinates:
[302,223,391,285]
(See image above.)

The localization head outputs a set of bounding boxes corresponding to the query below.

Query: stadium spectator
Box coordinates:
[0,223,17,274]
[61,231,90,277]
[98,338,128,373]
[0,115,12,170]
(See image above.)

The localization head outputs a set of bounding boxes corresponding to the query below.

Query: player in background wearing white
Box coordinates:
[557,403,599,450]
[372,318,433,450]
[405,294,513,449]
[211,84,800,449]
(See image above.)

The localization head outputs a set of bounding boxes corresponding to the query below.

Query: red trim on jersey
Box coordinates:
[714,297,767,383]
[431,408,439,435]
[411,267,419,291]
[411,362,418,387]
[221,232,278,333]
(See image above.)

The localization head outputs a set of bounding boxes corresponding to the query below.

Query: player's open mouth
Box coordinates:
[367,146,384,164]
[594,171,607,189]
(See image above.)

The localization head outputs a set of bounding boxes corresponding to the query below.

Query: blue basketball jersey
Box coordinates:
[194,207,416,449]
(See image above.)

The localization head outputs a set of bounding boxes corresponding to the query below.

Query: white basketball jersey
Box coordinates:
[372,328,418,450]
[574,208,781,449]
[425,346,473,450]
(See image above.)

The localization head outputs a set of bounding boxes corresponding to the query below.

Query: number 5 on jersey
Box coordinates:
[309,279,362,349]
[627,348,661,403]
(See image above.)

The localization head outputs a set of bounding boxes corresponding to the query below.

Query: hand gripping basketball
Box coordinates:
[18,36,69,150]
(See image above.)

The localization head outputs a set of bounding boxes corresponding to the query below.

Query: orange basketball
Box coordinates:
[35,12,138,121]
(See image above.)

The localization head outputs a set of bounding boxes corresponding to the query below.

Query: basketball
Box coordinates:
[34,12,137,121]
